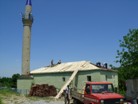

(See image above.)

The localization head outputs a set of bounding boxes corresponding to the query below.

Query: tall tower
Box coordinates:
[22,0,33,76]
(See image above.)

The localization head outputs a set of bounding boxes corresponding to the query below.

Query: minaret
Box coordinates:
[22,0,33,76]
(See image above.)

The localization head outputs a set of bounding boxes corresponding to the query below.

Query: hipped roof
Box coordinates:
[30,61,112,74]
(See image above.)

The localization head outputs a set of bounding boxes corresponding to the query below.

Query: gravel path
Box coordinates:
[22,100,64,104]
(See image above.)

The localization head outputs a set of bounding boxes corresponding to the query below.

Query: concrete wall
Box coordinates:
[33,70,118,91]
[72,70,118,92]
[73,70,100,91]
[17,78,33,95]
[17,70,118,94]
[100,70,118,88]
[33,72,72,91]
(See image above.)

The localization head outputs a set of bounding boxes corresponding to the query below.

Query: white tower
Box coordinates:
[22,0,33,76]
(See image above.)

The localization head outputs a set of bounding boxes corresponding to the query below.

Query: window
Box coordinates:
[106,75,107,81]
[87,76,91,81]
[92,84,114,93]
[62,77,65,82]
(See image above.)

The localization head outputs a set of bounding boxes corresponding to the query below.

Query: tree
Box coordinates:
[0,74,20,88]
[12,73,20,88]
[117,29,138,67]
[116,29,138,92]
[0,77,12,87]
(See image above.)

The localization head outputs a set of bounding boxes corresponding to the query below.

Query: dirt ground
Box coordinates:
[1,95,65,104]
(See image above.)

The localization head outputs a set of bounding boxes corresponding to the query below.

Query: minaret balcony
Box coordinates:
[22,14,33,26]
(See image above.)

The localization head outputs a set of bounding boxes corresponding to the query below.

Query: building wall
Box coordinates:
[71,70,118,93]
[17,70,118,94]
[73,70,101,91]
[17,78,33,94]
[33,72,72,91]
[33,70,118,91]
[99,70,118,88]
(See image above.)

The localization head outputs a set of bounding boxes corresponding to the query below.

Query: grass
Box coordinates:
[0,88,19,104]
[0,88,18,96]
[0,97,2,104]
[0,89,62,104]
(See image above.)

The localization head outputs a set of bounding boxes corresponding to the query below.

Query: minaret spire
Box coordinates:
[21,0,33,76]
[26,0,32,6]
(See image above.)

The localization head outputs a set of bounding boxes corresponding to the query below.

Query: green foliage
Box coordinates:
[118,88,126,96]
[12,73,20,88]
[0,73,20,88]
[116,29,138,92]
[0,97,2,104]
[0,88,19,97]
[116,29,138,69]
[0,89,15,96]
[0,77,13,88]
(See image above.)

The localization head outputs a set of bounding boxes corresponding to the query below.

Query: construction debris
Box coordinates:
[29,84,57,97]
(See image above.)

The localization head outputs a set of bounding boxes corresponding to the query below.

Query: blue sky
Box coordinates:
[0,0,138,77]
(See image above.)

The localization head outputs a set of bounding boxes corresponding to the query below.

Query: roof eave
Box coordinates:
[30,68,116,75]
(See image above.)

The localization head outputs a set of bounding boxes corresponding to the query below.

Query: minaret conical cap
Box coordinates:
[26,0,32,6]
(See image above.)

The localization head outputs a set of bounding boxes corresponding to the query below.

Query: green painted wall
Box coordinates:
[33,72,72,91]
[100,70,118,88]
[73,70,101,91]
[17,70,118,94]
[33,70,118,91]
[17,78,33,94]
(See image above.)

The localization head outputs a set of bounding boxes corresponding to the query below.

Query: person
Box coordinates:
[57,60,61,64]
[64,85,70,104]
[51,59,54,66]
[86,85,90,94]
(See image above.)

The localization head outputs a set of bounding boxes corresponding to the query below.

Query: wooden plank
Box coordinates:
[55,68,79,99]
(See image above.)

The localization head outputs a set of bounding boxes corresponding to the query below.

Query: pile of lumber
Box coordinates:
[29,84,57,97]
